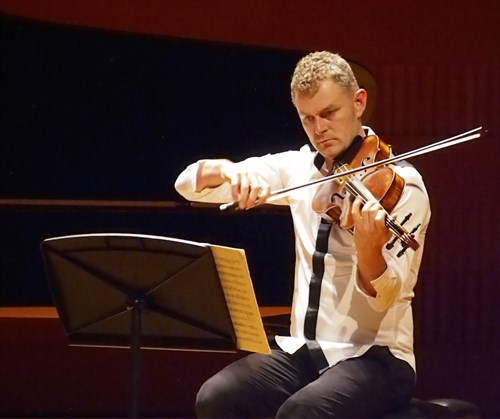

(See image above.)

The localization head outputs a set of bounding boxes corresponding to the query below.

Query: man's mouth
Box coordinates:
[318,138,336,146]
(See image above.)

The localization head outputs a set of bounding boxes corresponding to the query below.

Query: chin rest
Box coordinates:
[384,398,481,418]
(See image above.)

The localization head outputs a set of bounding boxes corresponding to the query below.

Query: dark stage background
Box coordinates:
[1,1,499,417]
[1,14,301,307]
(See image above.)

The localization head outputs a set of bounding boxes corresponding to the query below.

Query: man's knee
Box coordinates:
[196,376,228,418]
[276,391,327,419]
[195,373,244,418]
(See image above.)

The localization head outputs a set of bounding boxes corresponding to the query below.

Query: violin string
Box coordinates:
[337,165,410,245]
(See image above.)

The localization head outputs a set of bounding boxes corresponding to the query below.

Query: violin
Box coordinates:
[311,134,419,253]
[220,127,484,253]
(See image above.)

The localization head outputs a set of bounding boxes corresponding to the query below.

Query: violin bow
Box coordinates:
[220,126,485,211]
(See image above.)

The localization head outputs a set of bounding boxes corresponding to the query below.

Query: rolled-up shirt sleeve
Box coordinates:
[174,160,234,203]
[174,150,307,205]
[174,161,199,197]
[355,166,431,311]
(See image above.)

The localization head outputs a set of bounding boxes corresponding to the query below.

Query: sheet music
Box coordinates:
[210,245,271,355]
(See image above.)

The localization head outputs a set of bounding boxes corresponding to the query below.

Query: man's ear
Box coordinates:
[354,88,368,119]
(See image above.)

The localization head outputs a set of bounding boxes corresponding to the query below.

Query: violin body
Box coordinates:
[312,135,419,252]
[335,166,405,229]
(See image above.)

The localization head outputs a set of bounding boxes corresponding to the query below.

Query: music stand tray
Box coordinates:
[41,233,237,417]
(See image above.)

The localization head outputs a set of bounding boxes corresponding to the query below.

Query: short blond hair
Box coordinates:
[290,51,359,103]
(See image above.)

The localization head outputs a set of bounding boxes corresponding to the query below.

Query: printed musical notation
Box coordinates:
[210,245,271,354]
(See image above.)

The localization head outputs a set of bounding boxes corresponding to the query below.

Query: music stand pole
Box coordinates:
[129,297,144,418]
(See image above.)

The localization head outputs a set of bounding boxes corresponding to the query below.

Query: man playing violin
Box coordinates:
[175,51,431,418]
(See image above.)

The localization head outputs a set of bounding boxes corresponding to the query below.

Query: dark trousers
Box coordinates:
[196,344,415,418]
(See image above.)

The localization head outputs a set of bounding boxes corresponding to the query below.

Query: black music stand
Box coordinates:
[41,233,237,418]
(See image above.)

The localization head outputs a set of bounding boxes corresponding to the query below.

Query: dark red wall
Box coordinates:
[0,0,498,66]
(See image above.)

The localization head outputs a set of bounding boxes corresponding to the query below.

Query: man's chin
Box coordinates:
[320,145,343,160]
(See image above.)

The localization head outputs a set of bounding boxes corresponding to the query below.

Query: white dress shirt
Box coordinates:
[174,128,431,372]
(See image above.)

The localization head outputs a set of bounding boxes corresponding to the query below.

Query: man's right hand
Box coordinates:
[197,159,271,210]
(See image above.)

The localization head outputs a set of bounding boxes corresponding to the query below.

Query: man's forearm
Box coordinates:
[356,248,387,297]
[195,159,233,191]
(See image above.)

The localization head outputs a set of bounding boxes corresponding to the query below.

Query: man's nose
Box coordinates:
[314,117,328,135]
